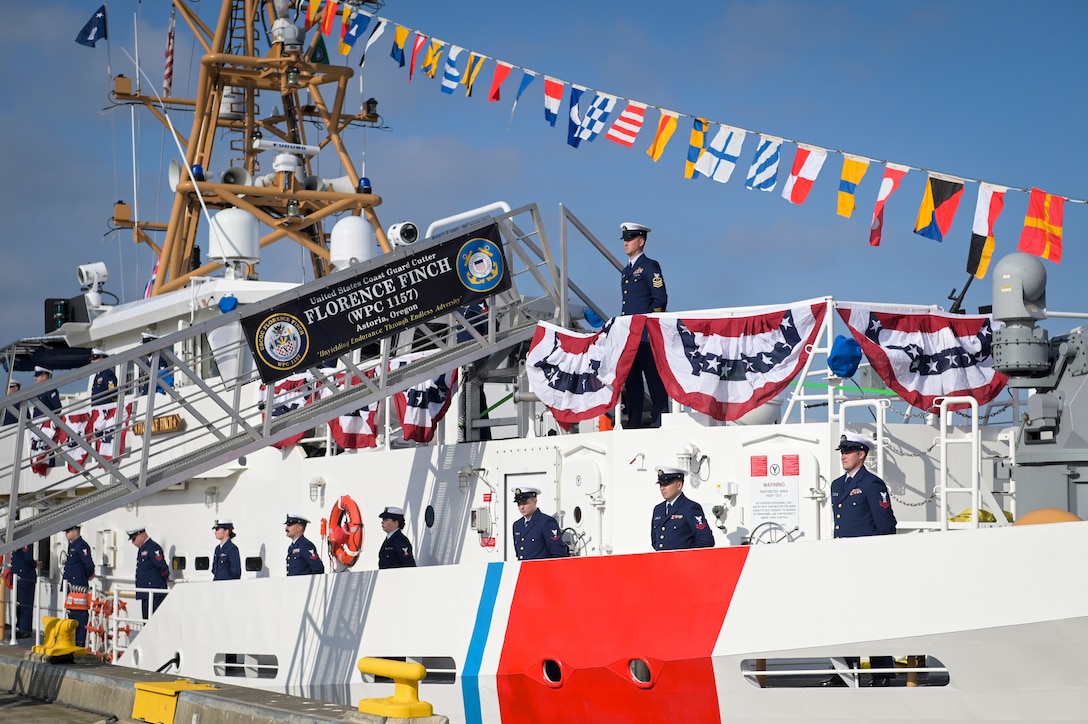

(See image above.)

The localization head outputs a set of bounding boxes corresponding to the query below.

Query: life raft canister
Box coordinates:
[328,495,364,567]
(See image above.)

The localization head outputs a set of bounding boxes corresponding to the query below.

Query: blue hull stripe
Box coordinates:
[462,561,504,724]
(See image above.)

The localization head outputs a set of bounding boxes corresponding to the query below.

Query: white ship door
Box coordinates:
[496,446,561,561]
[559,453,605,556]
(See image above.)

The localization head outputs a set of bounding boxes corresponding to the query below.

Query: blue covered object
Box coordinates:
[828,334,862,378]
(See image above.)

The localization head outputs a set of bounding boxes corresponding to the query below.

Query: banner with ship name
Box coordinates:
[242,224,511,384]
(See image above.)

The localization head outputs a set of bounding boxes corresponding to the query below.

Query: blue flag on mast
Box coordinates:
[76,5,108,47]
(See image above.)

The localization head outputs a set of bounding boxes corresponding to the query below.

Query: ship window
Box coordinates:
[213,652,278,679]
[542,659,562,684]
[629,659,651,683]
[740,656,948,688]
[244,556,263,572]
[573,506,582,524]
[361,656,456,685]
[424,505,435,528]
[172,556,186,571]
[194,556,210,571]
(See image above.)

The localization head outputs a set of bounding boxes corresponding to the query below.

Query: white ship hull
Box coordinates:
[121,519,1088,723]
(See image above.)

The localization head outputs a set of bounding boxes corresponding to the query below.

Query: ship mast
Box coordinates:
[112,0,388,296]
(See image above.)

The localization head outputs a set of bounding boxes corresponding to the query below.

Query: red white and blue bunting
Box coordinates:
[526,301,1008,424]
[648,302,826,421]
[837,305,1008,411]
[391,362,459,443]
[525,316,645,427]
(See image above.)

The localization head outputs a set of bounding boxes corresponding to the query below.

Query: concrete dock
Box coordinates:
[0,642,448,724]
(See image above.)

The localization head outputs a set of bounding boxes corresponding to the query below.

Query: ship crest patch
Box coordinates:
[254,313,310,372]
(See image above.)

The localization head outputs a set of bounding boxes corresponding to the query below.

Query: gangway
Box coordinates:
[0,203,613,554]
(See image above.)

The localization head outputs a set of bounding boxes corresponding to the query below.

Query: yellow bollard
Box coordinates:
[357,657,434,718]
[31,617,86,657]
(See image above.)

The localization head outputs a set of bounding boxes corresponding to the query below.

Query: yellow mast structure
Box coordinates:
[110,0,389,296]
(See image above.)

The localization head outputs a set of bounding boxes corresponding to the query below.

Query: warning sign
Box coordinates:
[747,451,802,531]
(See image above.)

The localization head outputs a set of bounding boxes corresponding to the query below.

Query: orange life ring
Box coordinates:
[328,495,364,568]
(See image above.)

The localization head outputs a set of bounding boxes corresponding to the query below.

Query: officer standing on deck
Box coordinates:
[619,222,669,428]
[129,527,169,619]
[90,349,118,405]
[211,519,241,580]
[826,431,898,686]
[8,531,40,638]
[32,367,61,416]
[377,507,417,569]
[830,432,897,538]
[511,487,568,560]
[62,524,95,646]
[284,513,325,576]
[650,467,714,551]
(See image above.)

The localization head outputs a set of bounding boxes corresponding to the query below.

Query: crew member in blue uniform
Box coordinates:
[650,466,714,551]
[619,222,669,428]
[2,380,21,425]
[826,431,897,686]
[212,519,241,580]
[89,349,118,405]
[62,524,95,646]
[128,527,169,619]
[830,432,897,538]
[8,533,39,638]
[377,507,417,569]
[32,367,61,417]
[511,487,568,560]
[285,513,325,576]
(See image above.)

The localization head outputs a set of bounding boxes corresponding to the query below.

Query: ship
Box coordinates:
[1,2,1086,723]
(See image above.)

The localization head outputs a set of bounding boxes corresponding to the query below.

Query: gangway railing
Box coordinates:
[0,203,602,554]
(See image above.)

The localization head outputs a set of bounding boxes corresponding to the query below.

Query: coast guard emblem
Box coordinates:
[457,237,505,293]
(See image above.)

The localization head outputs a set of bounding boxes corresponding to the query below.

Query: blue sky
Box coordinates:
[2,1,1086,350]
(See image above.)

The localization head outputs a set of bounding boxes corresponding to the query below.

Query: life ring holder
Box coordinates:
[328,495,365,568]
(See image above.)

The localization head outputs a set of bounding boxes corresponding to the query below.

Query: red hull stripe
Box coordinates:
[496,547,750,722]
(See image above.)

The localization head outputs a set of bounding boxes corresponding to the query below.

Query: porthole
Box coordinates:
[543,659,562,683]
[629,659,651,683]
[425,505,436,528]
[573,506,582,524]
